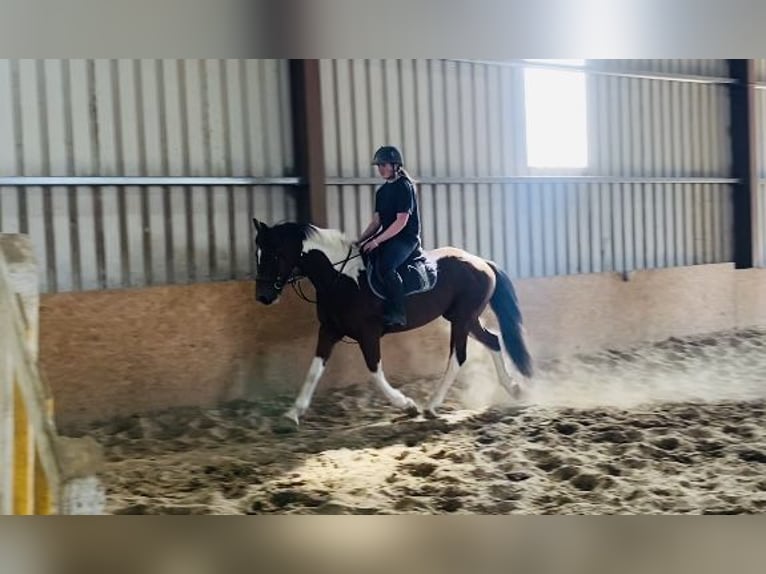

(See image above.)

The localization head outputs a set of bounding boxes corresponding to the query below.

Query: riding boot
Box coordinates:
[381,270,407,327]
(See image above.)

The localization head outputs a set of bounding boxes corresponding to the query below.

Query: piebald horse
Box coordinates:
[253,220,533,426]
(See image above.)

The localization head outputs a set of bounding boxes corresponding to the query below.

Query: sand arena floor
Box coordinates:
[66,328,766,514]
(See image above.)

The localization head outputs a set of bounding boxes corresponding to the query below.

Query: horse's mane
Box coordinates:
[269,221,318,242]
[275,222,363,283]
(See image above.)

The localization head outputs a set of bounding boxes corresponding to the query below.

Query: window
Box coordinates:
[523,59,588,169]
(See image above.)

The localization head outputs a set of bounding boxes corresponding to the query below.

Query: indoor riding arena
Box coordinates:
[2,59,766,515]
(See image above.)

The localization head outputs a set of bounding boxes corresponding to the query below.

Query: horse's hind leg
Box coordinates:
[425,322,468,417]
[360,336,419,415]
[468,319,524,401]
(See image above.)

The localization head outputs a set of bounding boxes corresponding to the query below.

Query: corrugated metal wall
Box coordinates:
[754,59,766,267]
[588,59,733,272]
[0,59,742,291]
[0,59,297,292]
[320,59,735,278]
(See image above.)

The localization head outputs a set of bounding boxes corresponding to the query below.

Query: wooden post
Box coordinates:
[289,59,327,227]
[727,59,757,269]
[12,383,34,514]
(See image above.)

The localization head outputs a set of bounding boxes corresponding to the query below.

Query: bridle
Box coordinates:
[255,245,364,346]
[255,245,362,304]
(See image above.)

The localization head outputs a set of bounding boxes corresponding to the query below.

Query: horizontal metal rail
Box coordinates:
[0,176,304,187]
[445,59,736,85]
[327,176,740,186]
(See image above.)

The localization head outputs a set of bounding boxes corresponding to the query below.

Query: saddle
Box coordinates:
[364,248,438,301]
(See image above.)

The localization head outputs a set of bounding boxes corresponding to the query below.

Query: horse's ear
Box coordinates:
[253,218,267,234]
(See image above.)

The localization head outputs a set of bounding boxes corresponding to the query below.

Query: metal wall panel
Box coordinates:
[321,59,734,278]
[588,61,732,271]
[0,59,296,292]
[753,59,766,83]
[757,182,766,268]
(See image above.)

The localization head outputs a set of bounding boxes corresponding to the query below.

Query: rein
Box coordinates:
[288,245,361,304]
[288,245,362,345]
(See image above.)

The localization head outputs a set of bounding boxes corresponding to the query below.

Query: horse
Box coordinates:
[252,219,533,426]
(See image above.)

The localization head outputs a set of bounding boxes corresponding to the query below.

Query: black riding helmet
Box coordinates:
[371,145,403,166]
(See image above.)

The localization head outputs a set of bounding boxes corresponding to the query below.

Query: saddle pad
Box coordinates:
[366,254,438,301]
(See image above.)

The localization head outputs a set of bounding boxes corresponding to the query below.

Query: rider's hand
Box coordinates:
[362,239,379,254]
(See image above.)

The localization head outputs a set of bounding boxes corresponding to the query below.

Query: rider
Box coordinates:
[356,145,422,327]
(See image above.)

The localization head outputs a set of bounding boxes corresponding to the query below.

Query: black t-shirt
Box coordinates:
[374,177,421,243]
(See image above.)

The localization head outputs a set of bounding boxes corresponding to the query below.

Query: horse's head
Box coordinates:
[252,219,306,305]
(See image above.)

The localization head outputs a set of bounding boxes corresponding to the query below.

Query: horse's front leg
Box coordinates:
[360,336,419,416]
[283,324,340,426]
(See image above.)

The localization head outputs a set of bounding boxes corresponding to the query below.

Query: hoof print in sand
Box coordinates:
[554,422,579,436]
[269,490,327,509]
[570,473,600,492]
[593,428,642,444]
[436,497,463,512]
[401,462,438,478]
[552,466,579,481]
[738,449,766,464]
[653,437,681,451]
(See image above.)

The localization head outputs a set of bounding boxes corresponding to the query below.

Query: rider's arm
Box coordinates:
[357,213,381,244]
[370,213,409,245]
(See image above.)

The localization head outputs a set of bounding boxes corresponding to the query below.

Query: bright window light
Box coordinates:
[523,59,588,169]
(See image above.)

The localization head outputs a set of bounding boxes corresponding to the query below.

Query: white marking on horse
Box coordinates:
[302,226,365,284]
[489,348,524,400]
[426,355,461,415]
[284,357,326,425]
[370,362,418,411]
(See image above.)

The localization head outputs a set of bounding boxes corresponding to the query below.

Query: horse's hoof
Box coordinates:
[279,408,301,428]
[273,417,298,435]
[510,384,525,401]
[404,404,420,418]
[424,408,439,420]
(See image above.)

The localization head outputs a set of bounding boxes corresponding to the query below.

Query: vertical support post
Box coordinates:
[728,59,758,268]
[13,383,34,514]
[289,59,327,227]
[0,345,14,514]
[34,450,52,514]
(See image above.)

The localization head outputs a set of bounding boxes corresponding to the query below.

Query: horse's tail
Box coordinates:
[487,262,533,378]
